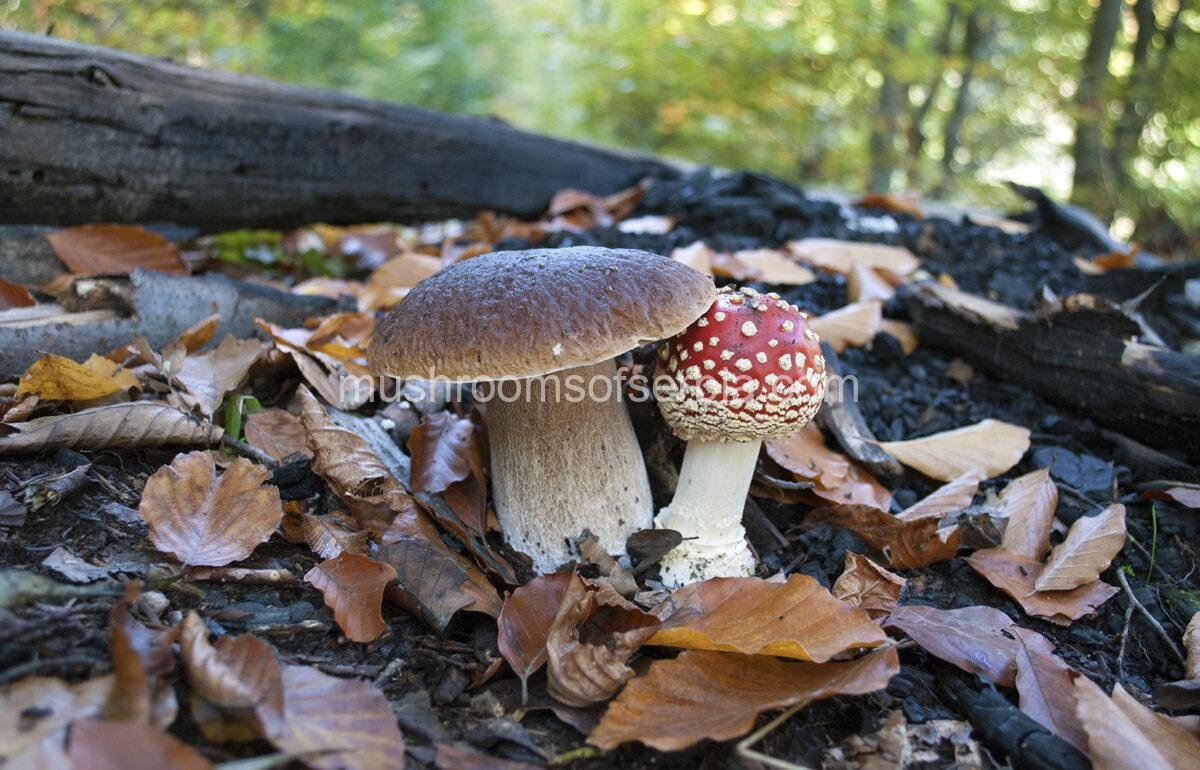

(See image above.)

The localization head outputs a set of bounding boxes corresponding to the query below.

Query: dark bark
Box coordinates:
[0,31,674,230]
[898,282,1200,458]
[1070,0,1123,221]
[906,2,960,189]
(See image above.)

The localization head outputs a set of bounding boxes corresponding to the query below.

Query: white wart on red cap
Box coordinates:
[657,286,826,442]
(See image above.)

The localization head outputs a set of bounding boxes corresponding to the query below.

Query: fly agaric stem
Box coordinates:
[654,438,759,586]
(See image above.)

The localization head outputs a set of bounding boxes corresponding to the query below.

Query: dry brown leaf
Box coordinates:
[1109,683,1200,766]
[883,604,1050,688]
[809,462,895,511]
[407,412,475,495]
[832,552,905,620]
[173,314,222,354]
[178,612,284,740]
[732,248,816,285]
[304,553,397,643]
[0,276,36,310]
[1074,675,1197,770]
[174,336,265,416]
[855,192,924,218]
[243,408,311,462]
[879,419,1031,482]
[1185,611,1200,681]
[307,311,376,351]
[15,354,128,401]
[896,471,982,521]
[103,583,178,725]
[0,676,111,765]
[805,505,961,570]
[67,719,214,770]
[847,262,895,303]
[764,423,850,488]
[376,539,501,631]
[546,575,661,706]
[589,647,899,751]
[648,574,886,661]
[0,402,221,455]
[1034,504,1126,592]
[997,468,1059,561]
[360,251,443,311]
[47,224,188,276]
[1142,487,1200,509]
[808,301,883,352]
[1072,250,1136,276]
[1013,631,1088,753]
[297,386,428,538]
[268,665,407,770]
[966,547,1119,624]
[670,242,713,275]
[787,238,920,275]
[434,743,540,770]
[1,394,39,424]
[497,573,577,686]
[282,511,368,559]
[139,452,282,567]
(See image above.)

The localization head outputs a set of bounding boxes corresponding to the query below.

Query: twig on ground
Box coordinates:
[220,434,278,468]
[0,654,105,686]
[1115,569,1187,669]
[1117,600,1134,678]
[735,702,815,770]
[187,566,299,586]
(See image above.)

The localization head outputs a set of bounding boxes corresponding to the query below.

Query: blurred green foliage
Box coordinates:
[3,0,1197,249]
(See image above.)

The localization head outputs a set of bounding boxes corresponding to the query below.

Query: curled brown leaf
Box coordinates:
[305,553,397,643]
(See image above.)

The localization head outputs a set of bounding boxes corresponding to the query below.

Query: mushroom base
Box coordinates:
[484,359,654,574]
[654,438,758,587]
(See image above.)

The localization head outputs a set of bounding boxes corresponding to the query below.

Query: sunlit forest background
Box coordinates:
[3,0,1197,251]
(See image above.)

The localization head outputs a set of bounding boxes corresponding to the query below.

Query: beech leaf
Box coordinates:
[1073,676,1200,770]
[407,412,475,495]
[545,575,660,707]
[174,335,265,417]
[729,248,816,285]
[997,468,1059,561]
[832,552,905,620]
[243,408,312,462]
[808,301,883,352]
[0,676,111,765]
[376,539,501,632]
[103,583,178,726]
[268,665,407,770]
[47,224,188,276]
[0,276,36,310]
[305,553,398,643]
[15,353,130,401]
[878,419,1031,481]
[896,471,983,521]
[0,402,221,455]
[764,422,850,488]
[178,612,284,739]
[139,452,282,567]
[884,604,1049,688]
[588,647,899,751]
[1013,631,1089,753]
[497,572,577,685]
[282,511,369,559]
[786,238,920,275]
[805,505,961,570]
[647,574,886,661]
[966,547,1119,624]
[1033,504,1125,592]
[67,719,214,770]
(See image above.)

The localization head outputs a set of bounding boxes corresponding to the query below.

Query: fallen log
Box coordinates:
[898,281,1200,458]
[0,31,674,230]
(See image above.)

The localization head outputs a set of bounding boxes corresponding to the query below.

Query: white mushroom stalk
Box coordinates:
[655,286,826,587]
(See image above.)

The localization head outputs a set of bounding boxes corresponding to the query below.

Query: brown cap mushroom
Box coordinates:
[369,247,715,573]
[653,286,826,586]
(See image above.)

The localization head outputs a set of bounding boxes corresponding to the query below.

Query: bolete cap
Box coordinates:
[657,285,826,442]
[368,247,716,381]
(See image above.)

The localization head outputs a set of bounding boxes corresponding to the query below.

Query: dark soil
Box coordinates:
[3,169,1198,769]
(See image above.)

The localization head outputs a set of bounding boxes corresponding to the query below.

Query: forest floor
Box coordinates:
[2,170,1198,770]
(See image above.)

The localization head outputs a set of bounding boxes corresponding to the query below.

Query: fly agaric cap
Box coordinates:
[368,247,716,381]
[657,286,826,442]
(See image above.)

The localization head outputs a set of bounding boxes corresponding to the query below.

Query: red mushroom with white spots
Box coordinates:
[654,285,826,586]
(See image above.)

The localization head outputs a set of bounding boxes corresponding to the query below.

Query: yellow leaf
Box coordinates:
[16,354,125,401]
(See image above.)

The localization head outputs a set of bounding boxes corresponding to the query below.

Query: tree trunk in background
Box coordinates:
[1070,0,1122,222]
[868,0,911,193]
[907,2,960,191]
[933,9,987,198]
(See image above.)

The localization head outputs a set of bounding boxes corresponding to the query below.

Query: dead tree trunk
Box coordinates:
[0,31,675,230]
[898,282,1200,457]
